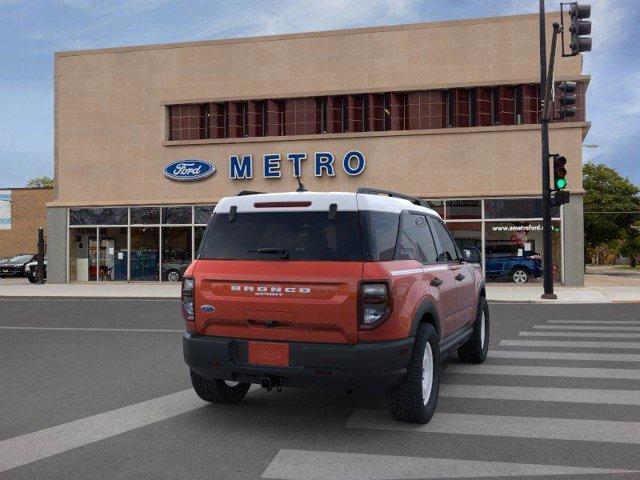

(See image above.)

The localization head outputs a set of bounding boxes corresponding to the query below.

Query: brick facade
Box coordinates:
[0,187,54,257]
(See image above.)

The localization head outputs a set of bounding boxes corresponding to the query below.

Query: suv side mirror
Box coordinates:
[462,248,481,264]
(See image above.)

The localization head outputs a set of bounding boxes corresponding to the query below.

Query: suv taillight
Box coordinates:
[359,282,391,329]
[181,277,195,321]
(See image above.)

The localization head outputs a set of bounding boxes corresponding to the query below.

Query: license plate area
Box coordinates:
[248,341,290,367]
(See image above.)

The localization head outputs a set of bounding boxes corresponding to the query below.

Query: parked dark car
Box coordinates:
[486,252,543,283]
[0,254,37,278]
[161,260,190,282]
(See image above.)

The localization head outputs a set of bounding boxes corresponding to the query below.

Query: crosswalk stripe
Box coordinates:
[534,325,640,331]
[346,409,640,444]
[548,320,640,325]
[489,350,640,362]
[0,389,204,473]
[440,384,640,405]
[446,364,640,380]
[261,449,636,479]
[520,331,640,338]
[501,339,640,349]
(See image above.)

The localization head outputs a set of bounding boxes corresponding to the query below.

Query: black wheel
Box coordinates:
[27,275,37,284]
[387,323,440,424]
[458,297,490,364]
[511,268,529,284]
[190,369,251,404]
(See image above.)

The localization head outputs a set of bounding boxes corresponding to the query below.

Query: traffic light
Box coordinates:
[551,190,570,207]
[558,81,577,119]
[552,154,568,190]
[569,3,592,55]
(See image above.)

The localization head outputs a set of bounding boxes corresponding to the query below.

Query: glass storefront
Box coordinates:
[67,205,214,283]
[67,198,564,284]
[433,197,563,284]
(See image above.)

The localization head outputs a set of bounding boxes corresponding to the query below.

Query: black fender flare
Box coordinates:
[409,301,441,339]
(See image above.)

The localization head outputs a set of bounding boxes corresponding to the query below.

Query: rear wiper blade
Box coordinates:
[250,247,290,259]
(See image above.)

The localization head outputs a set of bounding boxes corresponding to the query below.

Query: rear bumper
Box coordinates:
[183,332,414,394]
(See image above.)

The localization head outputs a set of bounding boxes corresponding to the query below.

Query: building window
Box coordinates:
[165,81,584,142]
[266,99,285,136]
[207,102,227,139]
[69,208,127,226]
[522,85,539,124]
[169,104,205,141]
[407,91,446,130]
[284,98,318,136]
[485,198,560,219]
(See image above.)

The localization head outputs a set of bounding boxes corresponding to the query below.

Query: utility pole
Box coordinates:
[539,0,556,299]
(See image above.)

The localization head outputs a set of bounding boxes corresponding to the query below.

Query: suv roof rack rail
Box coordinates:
[236,190,265,196]
[356,187,433,209]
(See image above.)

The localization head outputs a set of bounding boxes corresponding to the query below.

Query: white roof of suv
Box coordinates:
[215,191,440,217]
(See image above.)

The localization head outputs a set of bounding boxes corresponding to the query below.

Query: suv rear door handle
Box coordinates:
[455,273,465,281]
[430,277,443,287]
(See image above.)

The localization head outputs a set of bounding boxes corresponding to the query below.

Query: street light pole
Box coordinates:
[539,0,557,299]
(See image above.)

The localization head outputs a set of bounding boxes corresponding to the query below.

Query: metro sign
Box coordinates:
[229,150,366,180]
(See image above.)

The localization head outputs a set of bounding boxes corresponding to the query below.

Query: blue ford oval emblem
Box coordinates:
[164,159,215,181]
[200,304,215,313]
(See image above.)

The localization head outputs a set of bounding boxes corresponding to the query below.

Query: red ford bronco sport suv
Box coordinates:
[182,188,488,424]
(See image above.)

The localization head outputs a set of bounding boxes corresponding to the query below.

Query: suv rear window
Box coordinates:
[199,211,363,261]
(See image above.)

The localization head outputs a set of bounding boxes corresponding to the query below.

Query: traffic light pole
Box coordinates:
[539,0,557,299]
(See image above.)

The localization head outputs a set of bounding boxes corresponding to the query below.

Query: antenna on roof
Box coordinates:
[295,173,307,192]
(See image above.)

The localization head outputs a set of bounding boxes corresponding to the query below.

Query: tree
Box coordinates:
[620,222,640,268]
[583,163,640,251]
[26,176,54,188]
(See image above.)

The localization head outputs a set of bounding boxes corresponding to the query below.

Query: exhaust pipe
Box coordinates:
[260,376,282,392]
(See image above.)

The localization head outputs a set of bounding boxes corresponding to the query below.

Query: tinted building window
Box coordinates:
[169,104,205,141]
[130,207,160,225]
[485,198,560,219]
[447,200,481,220]
[194,205,216,224]
[69,208,127,226]
[162,206,192,224]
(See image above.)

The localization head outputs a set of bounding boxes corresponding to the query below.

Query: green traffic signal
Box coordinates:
[555,178,567,190]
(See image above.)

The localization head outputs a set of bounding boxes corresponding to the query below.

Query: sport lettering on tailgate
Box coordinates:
[230,284,312,297]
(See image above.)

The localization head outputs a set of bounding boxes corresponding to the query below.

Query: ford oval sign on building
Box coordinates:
[164,160,216,181]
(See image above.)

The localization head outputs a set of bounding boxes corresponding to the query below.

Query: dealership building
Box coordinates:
[47,12,589,285]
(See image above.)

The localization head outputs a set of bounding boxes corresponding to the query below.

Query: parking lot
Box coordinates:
[1,299,639,479]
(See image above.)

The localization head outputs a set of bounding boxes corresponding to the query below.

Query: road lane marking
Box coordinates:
[489,350,640,362]
[440,384,640,405]
[0,326,182,333]
[534,325,640,331]
[346,409,640,444]
[501,340,640,349]
[520,331,640,338]
[446,364,640,379]
[261,449,636,479]
[548,320,640,325]
[0,389,204,473]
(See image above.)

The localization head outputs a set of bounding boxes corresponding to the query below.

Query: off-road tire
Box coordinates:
[190,369,251,404]
[458,297,489,364]
[386,323,440,424]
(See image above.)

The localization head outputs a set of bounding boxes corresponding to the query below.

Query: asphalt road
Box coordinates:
[1,299,639,479]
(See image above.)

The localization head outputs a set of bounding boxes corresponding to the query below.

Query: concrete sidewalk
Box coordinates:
[1,280,639,303]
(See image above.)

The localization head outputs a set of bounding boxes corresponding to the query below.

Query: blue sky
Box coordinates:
[0,0,638,187]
